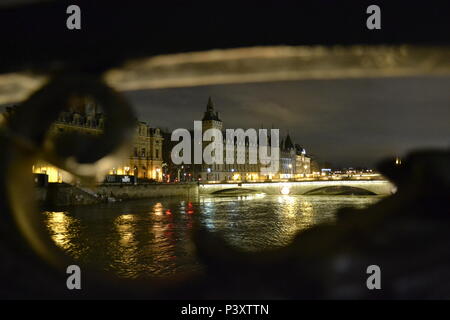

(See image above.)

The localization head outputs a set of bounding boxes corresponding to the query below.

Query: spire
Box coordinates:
[284,132,294,150]
[202,96,221,121]
[207,96,214,111]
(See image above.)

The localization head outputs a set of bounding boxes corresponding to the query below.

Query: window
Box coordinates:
[156,149,159,159]
[141,148,146,157]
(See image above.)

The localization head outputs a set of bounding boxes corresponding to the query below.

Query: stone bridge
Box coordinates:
[199,180,396,196]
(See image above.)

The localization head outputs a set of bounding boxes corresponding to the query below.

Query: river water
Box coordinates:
[42,194,381,279]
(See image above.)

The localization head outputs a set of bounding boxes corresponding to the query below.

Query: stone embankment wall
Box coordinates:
[42,183,198,207]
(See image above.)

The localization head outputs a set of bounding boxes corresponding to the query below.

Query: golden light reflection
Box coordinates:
[115,214,136,245]
[109,214,141,277]
[45,211,79,253]
[272,196,324,242]
[299,199,315,225]
[277,195,297,218]
[152,202,164,215]
[148,214,177,265]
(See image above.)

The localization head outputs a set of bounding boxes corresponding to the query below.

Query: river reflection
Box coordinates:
[43,195,381,278]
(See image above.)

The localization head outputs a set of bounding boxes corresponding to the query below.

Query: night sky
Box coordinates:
[125,75,450,168]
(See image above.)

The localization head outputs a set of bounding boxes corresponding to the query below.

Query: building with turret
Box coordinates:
[162,97,314,182]
[279,133,296,179]
[191,97,311,182]
[3,99,164,183]
[197,97,262,182]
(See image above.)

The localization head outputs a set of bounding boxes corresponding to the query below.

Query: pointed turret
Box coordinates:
[284,133,294,150]
[207,96,214,112]
[202,96,221,121]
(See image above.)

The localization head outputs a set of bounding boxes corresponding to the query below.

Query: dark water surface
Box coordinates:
[42,194,381,279]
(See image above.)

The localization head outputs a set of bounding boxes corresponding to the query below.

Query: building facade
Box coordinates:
[4,100,163,183]
[294,144,312,177]
[126,121,163,181]
[198,97,264,182]
[165,97,312,182]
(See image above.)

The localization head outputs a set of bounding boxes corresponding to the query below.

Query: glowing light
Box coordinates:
[280,186,290,195]
[32,164,64,183]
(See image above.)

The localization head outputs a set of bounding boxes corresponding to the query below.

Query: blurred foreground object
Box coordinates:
[188,150,450,299]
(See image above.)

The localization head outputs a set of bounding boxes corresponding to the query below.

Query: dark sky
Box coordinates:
[125,76,450,168]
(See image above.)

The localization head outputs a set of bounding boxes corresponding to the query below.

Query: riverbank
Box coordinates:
[39,182,199,207]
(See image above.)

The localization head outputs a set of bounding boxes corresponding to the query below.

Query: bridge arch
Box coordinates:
[303,185,377,195]
[211,187,261,196]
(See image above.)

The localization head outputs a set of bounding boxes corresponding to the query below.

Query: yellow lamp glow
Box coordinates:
[280,186,290,195]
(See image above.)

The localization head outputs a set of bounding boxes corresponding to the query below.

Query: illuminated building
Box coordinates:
[169,97,313,182]
[2,100,163,183]
[279,134,296,179]
[294,144,311,178]
[125,121,164,181]
[198,97,263,182]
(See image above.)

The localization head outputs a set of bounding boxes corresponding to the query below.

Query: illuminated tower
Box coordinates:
[201,97,223,181]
